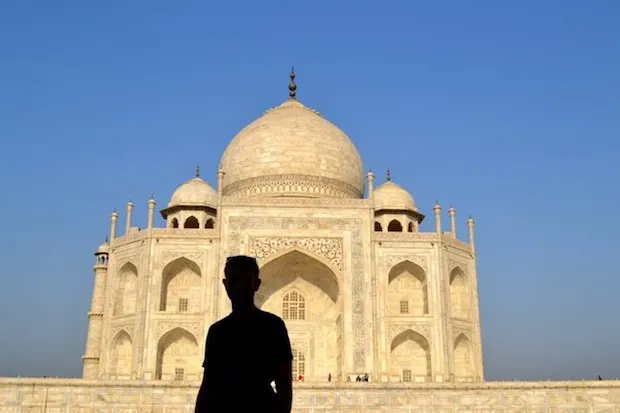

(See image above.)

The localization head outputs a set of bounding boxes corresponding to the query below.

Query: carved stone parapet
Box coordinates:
[374,232,438,242]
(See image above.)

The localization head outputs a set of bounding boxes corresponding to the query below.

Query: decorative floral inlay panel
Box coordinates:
[382,254,428,272]
[155,322,202,342]
[248,237,343,273]
[157,251,205,269]
[387,324,432,343]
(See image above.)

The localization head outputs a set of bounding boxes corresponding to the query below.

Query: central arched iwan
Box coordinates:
[387,260,428,315]
[257,249,342,381]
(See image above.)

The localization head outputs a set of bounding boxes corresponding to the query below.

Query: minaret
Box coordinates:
[125,200,134,235]
[82,240,109,378]
[433,201,442,234]
[467,216,476,255]
[109,210,119,243]
[449,205,456,237]
[367,169,375,198]
[147,195,156,229]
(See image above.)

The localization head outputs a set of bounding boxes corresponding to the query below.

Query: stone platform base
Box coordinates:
[1,378,619,413]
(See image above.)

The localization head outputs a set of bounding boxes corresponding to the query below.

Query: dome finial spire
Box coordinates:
[195,163,200,177]
[386,168,391,181]
[288,67,297,99]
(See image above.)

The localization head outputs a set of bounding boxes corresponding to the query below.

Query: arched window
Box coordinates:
[282,291,306,320]
[408,222,414,232]
[184,216,199,229]
[292,347,306,380]
[171,218,179,229]
[388,219,403,232]
[204,218,214,229]
[374,221,382,232]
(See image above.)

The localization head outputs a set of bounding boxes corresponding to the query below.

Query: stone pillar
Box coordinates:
[147,196,156,229]
[82,248,109,378]
[448,205,456,238]
[125,201,134,235]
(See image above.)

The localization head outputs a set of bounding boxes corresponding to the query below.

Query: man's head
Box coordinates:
[223,255,261,307]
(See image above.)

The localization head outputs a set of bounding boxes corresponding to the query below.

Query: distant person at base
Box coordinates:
[195,255,293,413]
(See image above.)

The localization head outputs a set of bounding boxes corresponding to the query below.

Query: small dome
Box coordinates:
[373,181,416,211]
[96,242,109,254]
[168,177,217,208]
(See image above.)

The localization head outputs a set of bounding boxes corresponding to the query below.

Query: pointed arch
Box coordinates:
[258,248,342,380]
[387,219,403,232]
[390,329,431,381]
[171,218,179,228]
[388,260,428,315]
[183,216,199,229]
[113,262,138,316]
[155,327,200,381]
[204,218,214,229]
[160,257,202,312]
[453,333,474,380]
[449,266,470,319]
[408,222,415,232]
[374,221,383,232]
[109,330,133,379]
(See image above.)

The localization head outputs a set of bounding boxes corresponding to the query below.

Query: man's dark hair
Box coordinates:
[224,255,260,280]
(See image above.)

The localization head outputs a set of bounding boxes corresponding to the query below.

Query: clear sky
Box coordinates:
[0,1,618,381]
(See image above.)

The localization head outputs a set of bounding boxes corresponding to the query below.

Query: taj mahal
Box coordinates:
[1,72,618,412]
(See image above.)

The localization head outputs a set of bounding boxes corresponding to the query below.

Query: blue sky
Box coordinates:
[0,1,618,380]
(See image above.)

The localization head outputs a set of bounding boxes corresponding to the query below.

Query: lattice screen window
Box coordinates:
[282,291,306,320]
[399,300,409,314]
[402,369,412,382]
[174,368,184,381]
[178,298,189,312]
[292,347,306,379]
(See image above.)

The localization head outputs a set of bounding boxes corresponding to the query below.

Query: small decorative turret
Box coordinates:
[94,238,109,267]
[433,201,442,234]
[467,216,476,255]
[367,169,375,198]
[449,205,456,237]
[217,165,225,199]
[109,210,119,243]
[125,200,134,235]
[147,195,156,229]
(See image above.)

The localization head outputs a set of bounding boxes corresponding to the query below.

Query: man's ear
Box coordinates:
[254,278,261,292]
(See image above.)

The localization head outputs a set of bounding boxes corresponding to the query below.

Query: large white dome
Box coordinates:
[219,76,364,198]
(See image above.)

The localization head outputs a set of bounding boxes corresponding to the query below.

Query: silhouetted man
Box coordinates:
[195,255,293,413]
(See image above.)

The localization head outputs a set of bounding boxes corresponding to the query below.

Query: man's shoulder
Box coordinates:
[254,309,286,326]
